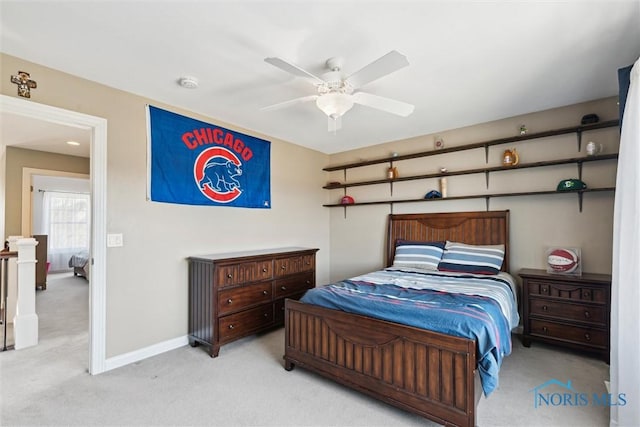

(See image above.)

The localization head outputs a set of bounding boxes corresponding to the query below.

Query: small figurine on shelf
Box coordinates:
[586,141,603,156]
[439,177,448,198]
[424,190,442,199]
[519,124,528,135]
[439,167,448,198]
[340,195,355,204]
[503,148,520,166]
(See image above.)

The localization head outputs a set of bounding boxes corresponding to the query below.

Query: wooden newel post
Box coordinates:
[13,237,39,350]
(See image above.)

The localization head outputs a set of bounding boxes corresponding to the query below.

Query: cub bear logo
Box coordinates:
[199,159,242,192]
[193,147,243,203]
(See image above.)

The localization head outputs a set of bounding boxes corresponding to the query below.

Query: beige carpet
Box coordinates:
[0,274,609,426]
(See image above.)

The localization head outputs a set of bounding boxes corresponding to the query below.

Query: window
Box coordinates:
[42,192,90,271]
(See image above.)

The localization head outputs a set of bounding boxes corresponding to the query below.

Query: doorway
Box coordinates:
[0,94,107,374]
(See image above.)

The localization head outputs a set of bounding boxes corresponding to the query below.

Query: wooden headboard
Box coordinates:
[387,210,510,272]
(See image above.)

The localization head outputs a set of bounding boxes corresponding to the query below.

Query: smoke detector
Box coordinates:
[178,76,199,89]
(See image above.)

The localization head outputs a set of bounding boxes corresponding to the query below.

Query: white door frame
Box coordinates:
[1,94,107,374]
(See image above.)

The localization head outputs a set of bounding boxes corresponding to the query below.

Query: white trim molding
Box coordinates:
[0,94,108,374]
[104,336,189,372]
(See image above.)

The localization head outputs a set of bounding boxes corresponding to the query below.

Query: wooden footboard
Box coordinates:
[284,299,480,427]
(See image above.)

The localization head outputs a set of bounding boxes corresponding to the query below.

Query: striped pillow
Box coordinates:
[392,241,445,271]
[437,241,505,275]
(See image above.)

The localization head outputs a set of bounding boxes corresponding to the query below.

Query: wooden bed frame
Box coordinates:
[284,210,510,427]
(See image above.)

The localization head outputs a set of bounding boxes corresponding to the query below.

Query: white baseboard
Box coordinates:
[103,335,189,372]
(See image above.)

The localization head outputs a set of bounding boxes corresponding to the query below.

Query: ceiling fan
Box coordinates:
[261,50,415,132]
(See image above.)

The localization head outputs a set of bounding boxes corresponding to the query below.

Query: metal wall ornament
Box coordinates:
[10,71,38,98]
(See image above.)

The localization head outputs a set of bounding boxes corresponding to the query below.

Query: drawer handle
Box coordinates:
[584,291,591,298]
[281,265,286,270]
[542,305,548,312]
[542,326,548,333]
[262,268,268,272]
[281,286,287,291]
[262,290,268,296]
[585,333,591,341]
[306,280,311,285]
[584,311,591,319]
[227,274,233,279]
[264,313,268,318]
[228,324,234,330]
[227,298,233,304]
[541,287,548,293]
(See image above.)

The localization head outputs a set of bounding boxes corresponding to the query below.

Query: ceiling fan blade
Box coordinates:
[260,95,318,112]
[352,92,415,117]
[264,57,325,85]
[344,50,410,89]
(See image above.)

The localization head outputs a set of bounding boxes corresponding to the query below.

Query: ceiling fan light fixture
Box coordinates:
[316,92,354,119]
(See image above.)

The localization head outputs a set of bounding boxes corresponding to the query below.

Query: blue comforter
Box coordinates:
[300,268,519,396]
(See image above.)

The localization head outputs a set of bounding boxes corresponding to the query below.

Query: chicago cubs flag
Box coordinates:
[147,105,271,208]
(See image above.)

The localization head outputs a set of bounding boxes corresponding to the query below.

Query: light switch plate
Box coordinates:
[107,233,123,247]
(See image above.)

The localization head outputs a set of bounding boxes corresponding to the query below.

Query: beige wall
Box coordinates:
[326,98,619,282]
[1,52,619,361]
[1,53,331,357]
[4,147,90,236]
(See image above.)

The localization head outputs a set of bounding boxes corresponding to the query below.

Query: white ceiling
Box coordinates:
[1,112,91,157]
[1,1,639,155]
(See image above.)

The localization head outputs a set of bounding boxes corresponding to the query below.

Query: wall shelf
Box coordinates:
[323,119,619,172]
[324,187,615,212]
[323,119,619,214]
[324,153,619,190]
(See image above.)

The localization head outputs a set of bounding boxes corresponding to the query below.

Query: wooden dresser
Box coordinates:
[519,268,611,363]
[188,247,318,357]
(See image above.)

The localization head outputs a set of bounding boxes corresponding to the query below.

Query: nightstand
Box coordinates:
[519,268,611,363]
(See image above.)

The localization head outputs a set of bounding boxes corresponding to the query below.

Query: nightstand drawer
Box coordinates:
[529,298,606,325]
[529,319,607,348]
[526,279,606,303]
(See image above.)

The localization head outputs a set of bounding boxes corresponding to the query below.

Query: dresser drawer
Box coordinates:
[526,279,606,303]
[274,291,307,325]
[275,255,315,277]
[219,304,274,342]
[274,272,314,299]
[216,261,273,287]
[301,254,315,272]
[529,298,606,325]
[217,281,272,315]
[529,319,607,348]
